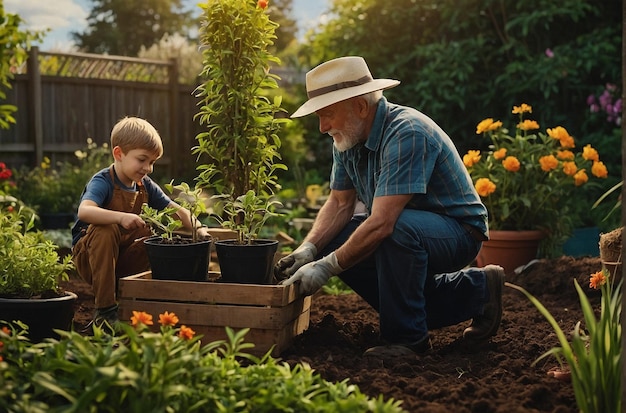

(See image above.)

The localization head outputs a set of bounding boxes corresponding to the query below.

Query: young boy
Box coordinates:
[71,116,210,329]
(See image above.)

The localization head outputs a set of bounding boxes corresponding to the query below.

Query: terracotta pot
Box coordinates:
[476,230,544,276]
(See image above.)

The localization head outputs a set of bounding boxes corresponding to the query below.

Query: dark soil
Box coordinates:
[63,256,603,413]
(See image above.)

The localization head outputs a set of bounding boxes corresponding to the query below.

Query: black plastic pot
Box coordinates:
[144,236,212,281]
[215,239,278,284]
[0,291,77,342]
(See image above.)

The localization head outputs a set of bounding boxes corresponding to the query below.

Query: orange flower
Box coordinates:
[589,271,606,289]
[1,327,10,335]
[591,161,608,178]
[512,103,532,114]
[493,148,507,160]
[517,119,539,131]
[476,118,502,134]
[556,150,575,160]
[178,325,196,340]
[562,161,577,176]
[257,0,268,8]
[158,311,179,327]
[131,311,154,326]
[463,150,481,167]
[582,144,599,162]
[547,126,576,148]
[475,178,496,197]
[574,169,588,186]
[502,156,521,172]
[539,155,558,172]
[558,134,575,149]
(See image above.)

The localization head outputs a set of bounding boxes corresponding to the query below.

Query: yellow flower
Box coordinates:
[539,155,558,172]
[589,271,606,289]
[41,157,51,169]
[517,120,540,131]
[178,325,196,340]
[574,169,588,186]
[591,161,608,178]
[582,144,599,162]
[493,148,507,160]
[158,311,179,327]
[502,156,521,172]
[476,118,502,134]
[557,150,575,160]
[131,311,154,326]
[562,161,578,176]
[475,178,496,197]
[463,150,481,167]
[512,103,532,114]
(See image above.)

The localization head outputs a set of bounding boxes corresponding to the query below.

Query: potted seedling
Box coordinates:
[193,0,289,284]
[0,205,76,342]
[141,181,212,281]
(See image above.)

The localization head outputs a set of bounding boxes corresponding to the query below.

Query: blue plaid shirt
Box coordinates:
[330,97,488,237]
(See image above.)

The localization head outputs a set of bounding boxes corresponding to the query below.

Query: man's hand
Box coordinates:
[274,241,317,281]
[282,252,343,296]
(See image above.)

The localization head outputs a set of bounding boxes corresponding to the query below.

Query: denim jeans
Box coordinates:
[318,209,487,344]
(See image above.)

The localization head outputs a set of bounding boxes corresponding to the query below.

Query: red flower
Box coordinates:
[258,0,268,9]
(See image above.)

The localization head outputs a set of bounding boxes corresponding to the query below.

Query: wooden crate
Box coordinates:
[118,272,311,356]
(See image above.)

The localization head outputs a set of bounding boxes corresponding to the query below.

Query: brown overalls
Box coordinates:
[72,167,152,309]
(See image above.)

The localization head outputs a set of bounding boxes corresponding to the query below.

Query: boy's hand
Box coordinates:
[119,213,147,230]
[196,226,212,240]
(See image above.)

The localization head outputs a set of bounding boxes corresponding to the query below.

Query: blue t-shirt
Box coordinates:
[330,97,488,237]
[71,167,171,245]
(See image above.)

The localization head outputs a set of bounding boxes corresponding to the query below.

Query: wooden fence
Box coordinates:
[0,47,205,179]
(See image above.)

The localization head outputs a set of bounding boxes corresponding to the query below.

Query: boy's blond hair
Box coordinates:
[111,117,163,157]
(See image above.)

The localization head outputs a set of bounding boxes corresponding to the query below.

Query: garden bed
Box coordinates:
[64,256,603,412]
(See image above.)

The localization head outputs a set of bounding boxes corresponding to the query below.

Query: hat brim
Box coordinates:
[291,79,400,118]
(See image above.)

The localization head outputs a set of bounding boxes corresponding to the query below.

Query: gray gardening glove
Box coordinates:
[282,252,343,296]
[274,241,317,281]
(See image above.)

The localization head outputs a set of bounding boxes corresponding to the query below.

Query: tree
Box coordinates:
[72,0,195,56]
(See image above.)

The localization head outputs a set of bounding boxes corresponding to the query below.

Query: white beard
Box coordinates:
[330,112,365,152]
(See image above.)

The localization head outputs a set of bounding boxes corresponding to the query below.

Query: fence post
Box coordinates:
[27,46,43,166]
[168,58,179,178]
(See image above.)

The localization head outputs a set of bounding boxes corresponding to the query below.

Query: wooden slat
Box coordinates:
[119,272,301,307]
[118,296,310,330]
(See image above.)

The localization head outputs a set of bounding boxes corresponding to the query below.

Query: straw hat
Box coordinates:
[291,56,400,118]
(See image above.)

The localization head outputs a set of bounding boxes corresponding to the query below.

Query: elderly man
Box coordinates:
[276,56,505,358]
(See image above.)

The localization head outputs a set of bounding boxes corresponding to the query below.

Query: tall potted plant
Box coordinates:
[194,0,289,284]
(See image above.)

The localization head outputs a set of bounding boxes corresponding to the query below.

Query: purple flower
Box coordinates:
[545,48,554,58]
[586,94,596,106]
